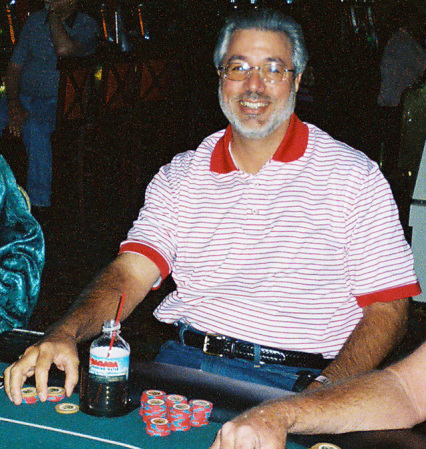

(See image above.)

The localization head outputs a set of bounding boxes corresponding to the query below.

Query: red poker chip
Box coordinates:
[170,422,191,431]
[140,389,213,431]
[47,394,65,402]
[142,398,167,422]
[146,418,171,437]
[21,387,38,404]
[141,390,166,403]
[168,403,191,418]
[190,399,213,411]
[22,396,38,404]
[190,418,209,427]
[146,428,171,437]
[165,394,187,407]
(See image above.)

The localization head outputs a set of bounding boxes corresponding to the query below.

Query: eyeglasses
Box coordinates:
[218,62,295,84]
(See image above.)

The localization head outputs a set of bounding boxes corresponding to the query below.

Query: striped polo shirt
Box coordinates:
[120,114,420,358]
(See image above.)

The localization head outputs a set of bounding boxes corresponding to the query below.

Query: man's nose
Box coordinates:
[244,68,266,92]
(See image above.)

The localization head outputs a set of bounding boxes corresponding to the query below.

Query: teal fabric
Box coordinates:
[0,155,44,333]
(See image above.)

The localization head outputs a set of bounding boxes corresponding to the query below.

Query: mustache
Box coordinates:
[236,92,272,102]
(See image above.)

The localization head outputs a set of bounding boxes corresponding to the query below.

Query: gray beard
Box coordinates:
[219,87,296,139]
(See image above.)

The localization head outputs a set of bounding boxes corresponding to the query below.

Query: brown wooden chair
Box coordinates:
[53,50,179,226]
[53,55,100,225]
[54,52,145,226]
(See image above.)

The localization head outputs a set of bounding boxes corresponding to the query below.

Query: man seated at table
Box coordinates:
[0,155,44,334]
[3,8,421,404]
[210,341,426,449]
[0,0,99,213]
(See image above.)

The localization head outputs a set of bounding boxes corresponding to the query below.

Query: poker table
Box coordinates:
[2,360,426,449]
[0,330,425,449]
[0,361,310,449]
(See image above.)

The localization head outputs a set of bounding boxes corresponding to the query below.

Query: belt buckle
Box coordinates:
[203,333,226,357]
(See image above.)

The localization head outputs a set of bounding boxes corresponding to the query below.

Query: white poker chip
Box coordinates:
[55,403,79,414]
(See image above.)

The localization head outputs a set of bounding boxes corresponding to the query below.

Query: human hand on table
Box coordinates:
[209,403,289,449]
[3,334,79,405]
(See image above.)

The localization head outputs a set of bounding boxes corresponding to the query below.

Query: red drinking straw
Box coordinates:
[107,293,126,357]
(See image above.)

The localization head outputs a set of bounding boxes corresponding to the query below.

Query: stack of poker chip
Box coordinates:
[21,387,38,404]
[167,403,192,431]
[143,399,167,422]
[141,389,213,436]
[165,394,187,408]
[47,386,66,402]
[141,389,166,403]
[189,399,213,427]
[146,417,171,437]
[139,390,166,420]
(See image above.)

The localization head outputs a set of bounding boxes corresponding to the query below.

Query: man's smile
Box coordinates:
[239,99,269,110]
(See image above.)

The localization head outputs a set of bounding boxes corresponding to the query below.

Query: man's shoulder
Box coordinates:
[22,10,47,28]
[171,129,226,163]
[306,122,380,180]
[307,122,372,160]
[161,129,226,177]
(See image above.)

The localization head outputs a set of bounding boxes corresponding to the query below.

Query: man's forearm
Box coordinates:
[233,369,419,439]
[212,344,425,449]
[319,298,409,381]
[49,11,81,56]
[277,342,426,434]
[44,253,159,344]
[284,369,421,434]
[5,62,22,102]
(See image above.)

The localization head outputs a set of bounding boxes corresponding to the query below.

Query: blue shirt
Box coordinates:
[11,10,99,98]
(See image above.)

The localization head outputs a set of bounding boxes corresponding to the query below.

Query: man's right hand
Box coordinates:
[7,99,28,137]
[3,334,80,405]
[209,403,289,449]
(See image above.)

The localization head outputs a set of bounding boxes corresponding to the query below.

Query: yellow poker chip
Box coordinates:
[55,403,79,414]
[48,386,65,396]
[309,444,342,449]
[47,386,66,402]
[21,387,37,397]
[21,387,38,404]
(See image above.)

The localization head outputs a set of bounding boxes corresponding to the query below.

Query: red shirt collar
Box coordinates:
[210,114,309,174]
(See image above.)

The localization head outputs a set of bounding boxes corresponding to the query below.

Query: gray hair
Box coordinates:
[213,8,308,76]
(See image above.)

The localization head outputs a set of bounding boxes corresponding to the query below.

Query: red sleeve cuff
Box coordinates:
[356,282,422,307]
[118,242,170,289]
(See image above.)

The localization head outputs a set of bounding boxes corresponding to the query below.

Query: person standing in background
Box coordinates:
[0,0,99,215]
[377,4,425,175]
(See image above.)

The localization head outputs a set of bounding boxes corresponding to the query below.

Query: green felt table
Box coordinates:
[0,390,311,449]
[1,357,425,449]
[0,363,310,449]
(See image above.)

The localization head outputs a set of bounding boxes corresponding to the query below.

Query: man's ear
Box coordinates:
[294,72,303,93]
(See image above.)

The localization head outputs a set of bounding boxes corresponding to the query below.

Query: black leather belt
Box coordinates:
[181,329,330,370]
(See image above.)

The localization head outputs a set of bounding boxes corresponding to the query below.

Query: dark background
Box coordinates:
[0,0,424,359]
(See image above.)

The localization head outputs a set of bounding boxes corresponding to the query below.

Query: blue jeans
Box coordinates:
[0,95,57,207]
[155,330,322,392]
